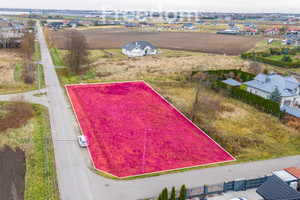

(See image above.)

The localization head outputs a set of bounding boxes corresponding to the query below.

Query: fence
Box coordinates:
[185,176,270,199]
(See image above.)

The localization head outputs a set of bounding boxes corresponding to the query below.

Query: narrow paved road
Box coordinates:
[36,22,95,200]
[0,89,48,107]
[37,22,300,200]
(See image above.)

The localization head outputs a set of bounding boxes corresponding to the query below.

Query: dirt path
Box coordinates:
[0,145,26,200]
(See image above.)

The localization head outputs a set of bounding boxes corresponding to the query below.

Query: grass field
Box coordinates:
[0,102,59,199]
[66,81,235,178]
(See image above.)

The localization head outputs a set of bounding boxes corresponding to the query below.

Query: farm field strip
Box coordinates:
[54,29,263,55]
[66,81,235,178]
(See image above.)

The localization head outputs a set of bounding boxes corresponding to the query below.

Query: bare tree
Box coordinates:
[21,32,35,60]
[64,30,90,74]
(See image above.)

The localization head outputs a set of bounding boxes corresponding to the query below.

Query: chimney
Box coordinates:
[265,77,270,83]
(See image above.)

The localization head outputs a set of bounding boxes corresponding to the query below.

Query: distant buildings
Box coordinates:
[217,26,241,35]
[182,23,194,29]
[264,27,280,35]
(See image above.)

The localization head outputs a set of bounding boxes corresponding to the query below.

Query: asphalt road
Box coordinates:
[36,22,300,200]
[0,88,48,107]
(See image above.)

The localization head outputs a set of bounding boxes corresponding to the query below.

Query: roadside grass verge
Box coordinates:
[0,102,59,199]
[50,45,65,66]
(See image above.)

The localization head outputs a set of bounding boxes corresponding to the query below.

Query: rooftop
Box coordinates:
[256,175,300,200]
[122,41,157,51]
[284,167,300,179]
[243,73,299,97]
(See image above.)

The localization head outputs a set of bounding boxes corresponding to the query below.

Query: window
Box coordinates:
[284,100,291,106]
[255,91,257,94]
[250,89,252,93]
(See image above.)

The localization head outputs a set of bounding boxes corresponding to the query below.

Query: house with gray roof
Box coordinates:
[243,72,300,107]
[222,78,241,87]
[122,41,157,57]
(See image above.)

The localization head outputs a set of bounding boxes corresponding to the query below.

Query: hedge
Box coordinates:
[192,69,255,82]
[213,80,280,116]
[241,53,300,68]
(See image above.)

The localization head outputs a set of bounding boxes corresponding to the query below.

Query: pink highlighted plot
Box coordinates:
[66,81,235,178]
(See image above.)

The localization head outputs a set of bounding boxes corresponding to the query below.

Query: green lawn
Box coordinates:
[268,55,298,62]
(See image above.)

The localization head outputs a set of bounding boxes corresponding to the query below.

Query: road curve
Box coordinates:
[37,22,300,200]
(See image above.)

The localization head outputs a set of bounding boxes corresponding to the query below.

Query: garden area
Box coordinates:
[242,47,300,69]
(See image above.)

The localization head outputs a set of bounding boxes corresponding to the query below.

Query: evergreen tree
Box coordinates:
[179,185,186,200]
[171,186,176,200]
[270,87,282,104]
[164,188,168,200]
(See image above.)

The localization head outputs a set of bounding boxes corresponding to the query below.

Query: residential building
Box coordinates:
[285,27,300,35]
[122,41,157,57]
[227,21,236,26]
[125,22,138,28]
[264,27,280,35]
[217,26,241,35]
[210,22,218,26]
[243,73,300,107]
[182,23,194,29]
[282,34,300,46]
[197,21,206,25]
[242,27,257,35]
[243,22,256,28]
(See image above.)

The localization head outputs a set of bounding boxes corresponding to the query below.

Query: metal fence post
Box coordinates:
[185,189,189,199]
[204,184,208,196]
[223,182,228,193]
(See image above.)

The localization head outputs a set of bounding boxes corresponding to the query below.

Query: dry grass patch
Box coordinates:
[91,52,271,82]
[149,81,300,161]
[0,49,23,84]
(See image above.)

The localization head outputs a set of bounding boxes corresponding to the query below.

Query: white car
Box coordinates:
[78,135,87,147]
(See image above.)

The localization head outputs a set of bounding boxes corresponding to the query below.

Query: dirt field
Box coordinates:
[0,145,26,200]
[53,29,263,55]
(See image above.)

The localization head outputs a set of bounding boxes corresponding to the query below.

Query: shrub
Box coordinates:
[171,187,176,200]
[281,55,293,63]
[213,81,280,116]
[180,185,186,200]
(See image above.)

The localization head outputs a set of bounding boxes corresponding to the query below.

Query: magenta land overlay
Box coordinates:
[66,81,235,178]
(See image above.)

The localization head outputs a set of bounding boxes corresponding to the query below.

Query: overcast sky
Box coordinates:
[0,0,300,13]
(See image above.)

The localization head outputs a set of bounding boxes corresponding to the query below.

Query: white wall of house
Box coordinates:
[247,86,270,99]
[247,86,299,107]
[122,46,157,57]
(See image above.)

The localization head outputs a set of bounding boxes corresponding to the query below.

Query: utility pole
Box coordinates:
[191,79,201,122]
[35,37,40,95]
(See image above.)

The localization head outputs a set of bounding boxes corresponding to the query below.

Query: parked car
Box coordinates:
[78,135,87,147]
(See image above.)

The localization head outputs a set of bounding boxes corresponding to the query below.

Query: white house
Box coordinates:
[243,73,300,107]
[122,41,157,57]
